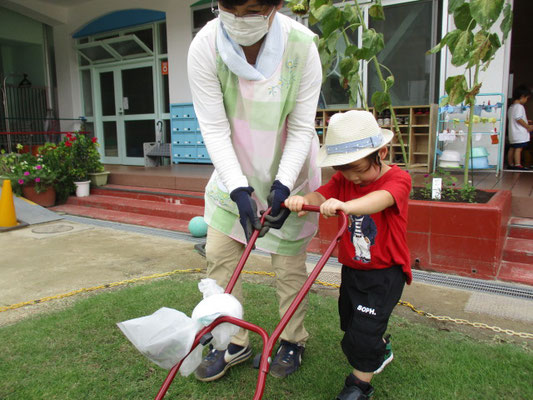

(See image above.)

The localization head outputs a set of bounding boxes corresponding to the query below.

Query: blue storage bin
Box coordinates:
[465,156,489,169]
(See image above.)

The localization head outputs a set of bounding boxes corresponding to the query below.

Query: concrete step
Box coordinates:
[502,237,533,264]
[65,194,204,220]
[91,184,204,206]
[508,217,533,240]
[51,204,191,232]
[497,261,533,286]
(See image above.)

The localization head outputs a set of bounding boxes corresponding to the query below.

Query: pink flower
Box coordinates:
[18,179,24,184]
[35,165,42,170]
[24,171,30,176]
[424,174,429,177]
[35,178,41,183]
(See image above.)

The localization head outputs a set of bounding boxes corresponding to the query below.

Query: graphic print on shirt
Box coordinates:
[348,215,377,263]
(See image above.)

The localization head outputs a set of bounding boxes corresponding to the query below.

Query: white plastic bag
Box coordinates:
[117,307,201,370]
[117,279,243,376]
[192,279,243,350]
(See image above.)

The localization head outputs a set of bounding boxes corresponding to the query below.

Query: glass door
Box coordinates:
[96,62,158,165]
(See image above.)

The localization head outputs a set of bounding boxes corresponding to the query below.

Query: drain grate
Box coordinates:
[64,215,533,302]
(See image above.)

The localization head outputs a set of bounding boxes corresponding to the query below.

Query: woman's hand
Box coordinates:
[320,198,346,218]
[284,195,309,217]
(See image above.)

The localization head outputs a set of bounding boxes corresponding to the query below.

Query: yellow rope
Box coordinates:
[1,268,532,339]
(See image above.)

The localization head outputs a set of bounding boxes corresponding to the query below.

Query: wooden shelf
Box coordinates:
[315,104,437,172]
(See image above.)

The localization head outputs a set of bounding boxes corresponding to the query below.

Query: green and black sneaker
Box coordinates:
[374,334,393,374]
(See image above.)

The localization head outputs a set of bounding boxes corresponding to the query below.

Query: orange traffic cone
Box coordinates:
[0,179,18,228]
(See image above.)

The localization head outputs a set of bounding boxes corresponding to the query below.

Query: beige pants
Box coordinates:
[205,226,309,347]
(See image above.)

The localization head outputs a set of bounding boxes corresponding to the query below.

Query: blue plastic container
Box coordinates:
[465,156,490,169]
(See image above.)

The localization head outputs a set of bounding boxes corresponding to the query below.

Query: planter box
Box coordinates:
[407,190,512,280]
[88,171,110,187]
[312,190,512,281]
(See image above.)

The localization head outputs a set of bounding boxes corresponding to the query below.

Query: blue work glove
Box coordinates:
[230,186,262,243]
[263,180,291,232]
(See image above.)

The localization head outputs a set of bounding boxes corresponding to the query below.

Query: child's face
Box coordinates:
[520,95,530,105]
[334,156,382,186]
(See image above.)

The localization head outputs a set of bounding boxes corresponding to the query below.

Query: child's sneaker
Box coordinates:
[336,374,374,400]
[373,334,393,374]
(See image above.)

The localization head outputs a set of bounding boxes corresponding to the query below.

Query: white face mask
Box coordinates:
[218,7,274,47]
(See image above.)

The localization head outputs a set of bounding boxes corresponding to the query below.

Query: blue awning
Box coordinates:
[73,9,166,38]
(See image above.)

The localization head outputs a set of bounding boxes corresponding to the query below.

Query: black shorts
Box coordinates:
[338,265,406,372]
[510,141,529,148]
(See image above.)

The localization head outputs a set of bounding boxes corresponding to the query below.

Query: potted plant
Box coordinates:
[86,138,109,187]
[3,144,57,207]
[38,132,101,201]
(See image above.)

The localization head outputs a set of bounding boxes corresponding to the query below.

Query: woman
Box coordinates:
[187,0,322,380]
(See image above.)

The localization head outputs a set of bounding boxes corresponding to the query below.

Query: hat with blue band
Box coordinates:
[317,110,394,167]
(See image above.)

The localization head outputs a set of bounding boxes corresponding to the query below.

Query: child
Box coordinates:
[285,110,412,400]
[507,85,533,170]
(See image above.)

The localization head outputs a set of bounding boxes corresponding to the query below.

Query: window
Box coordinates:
[192,5,216,36]
[309,18,358,108]
[368,0,437,106]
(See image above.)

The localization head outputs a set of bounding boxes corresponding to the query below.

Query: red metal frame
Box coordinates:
[154,205,348,400]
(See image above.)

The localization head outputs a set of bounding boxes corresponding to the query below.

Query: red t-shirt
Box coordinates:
[317,165,412,284]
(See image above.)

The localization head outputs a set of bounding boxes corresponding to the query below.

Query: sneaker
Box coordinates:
[269,340,304,378]
[194,343,252,382]
[374,334,393,374]
[336,374,374,400]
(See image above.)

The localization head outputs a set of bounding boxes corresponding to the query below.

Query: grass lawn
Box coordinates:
[1,276,532,400]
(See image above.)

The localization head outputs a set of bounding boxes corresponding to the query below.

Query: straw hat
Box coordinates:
[317,110,394,167]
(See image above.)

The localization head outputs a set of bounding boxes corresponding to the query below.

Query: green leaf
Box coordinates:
[470,0,504,30]
[312,4,334,21]
[427,29,460,55]
[444,29,462,53]
[445,75,468,105]
[451,30,473,66]
[339,57,355,77]
[481,32,501,63]
[467,31,490,68]
[358,29,384,59]
[369,4,385,21]
[325,31,339,53]
[453,4,476,31]
[310,0,329,12]
[385,75,394,90]
[343,4,360,28]
[500,3,512,42]
[345,44,358,57]
[448,0,465,14]
[319,6,343,37]
[371,91,391,113]
[439,96,450,107]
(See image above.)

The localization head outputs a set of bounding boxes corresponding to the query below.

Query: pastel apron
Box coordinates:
[204,27,321,256]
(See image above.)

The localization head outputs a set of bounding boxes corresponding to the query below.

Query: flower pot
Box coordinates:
[22,184,56,207]
[74,180,91,197]
[88,171,110,187]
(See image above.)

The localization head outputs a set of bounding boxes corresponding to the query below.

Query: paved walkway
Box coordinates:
[1,217,532,344]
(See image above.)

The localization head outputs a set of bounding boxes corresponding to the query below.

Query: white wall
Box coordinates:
[2,0,194,119]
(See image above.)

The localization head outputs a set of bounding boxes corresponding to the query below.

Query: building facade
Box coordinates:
[0,0,525,167]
